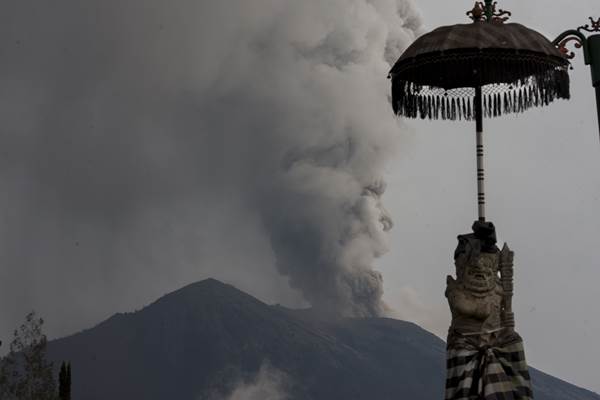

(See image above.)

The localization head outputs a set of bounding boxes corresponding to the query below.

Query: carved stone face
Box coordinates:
[462,253,498,293]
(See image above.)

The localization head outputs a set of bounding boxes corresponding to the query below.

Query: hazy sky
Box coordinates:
[380,0,600,393]
[0,0,598,395]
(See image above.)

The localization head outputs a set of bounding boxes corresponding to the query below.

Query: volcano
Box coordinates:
[46,279,600,400]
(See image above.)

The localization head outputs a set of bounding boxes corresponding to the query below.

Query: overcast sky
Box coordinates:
[0,0,598,395]
[380,0,600,393]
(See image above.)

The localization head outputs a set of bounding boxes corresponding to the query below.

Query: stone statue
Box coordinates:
[444,221,533,400]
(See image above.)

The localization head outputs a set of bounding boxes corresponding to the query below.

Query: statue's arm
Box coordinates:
[446,276,479,318]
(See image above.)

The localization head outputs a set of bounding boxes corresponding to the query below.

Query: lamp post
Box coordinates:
[554,18,600,139]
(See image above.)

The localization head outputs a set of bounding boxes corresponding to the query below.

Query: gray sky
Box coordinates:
[0,0,598,395]
[380,0,600,393]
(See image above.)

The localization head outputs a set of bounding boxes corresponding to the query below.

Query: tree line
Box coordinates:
[0,312,71,400]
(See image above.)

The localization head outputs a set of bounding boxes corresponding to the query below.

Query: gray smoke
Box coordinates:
[217,364,290,400]
[0,0,422,338]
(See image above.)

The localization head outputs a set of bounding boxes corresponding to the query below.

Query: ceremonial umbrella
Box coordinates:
[389,0,571,222]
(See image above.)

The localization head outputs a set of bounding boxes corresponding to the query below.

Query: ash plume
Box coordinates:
[251,0,421,317]
[0,0,422,338]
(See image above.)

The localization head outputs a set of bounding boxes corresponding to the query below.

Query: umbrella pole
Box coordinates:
[475,86,486,222]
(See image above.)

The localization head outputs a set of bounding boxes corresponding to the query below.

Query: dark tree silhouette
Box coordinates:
[58,361,71,400]
[0,312,56,400]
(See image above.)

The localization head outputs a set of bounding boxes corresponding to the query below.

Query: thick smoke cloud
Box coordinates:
[0,0,421,337]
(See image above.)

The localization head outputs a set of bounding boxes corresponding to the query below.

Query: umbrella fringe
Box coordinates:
[391,62,570,121]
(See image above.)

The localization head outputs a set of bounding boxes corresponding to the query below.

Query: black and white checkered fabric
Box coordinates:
[446,338,533,400]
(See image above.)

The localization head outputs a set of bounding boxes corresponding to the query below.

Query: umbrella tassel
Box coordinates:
[452,98,457,120]
[483,95,488,118]
[467,97,472,120]
[405,84,411,117]
[416,95,420,118]
[561,69,571,99]
[519,88,524,113]
[442,96,446,120]
[427,95,432,120]
[400,93,405,116]
[396,94,401,115]
[493,93,498,117]
[415,96,420,118]
[497,93,502,116]
[454,97,458,120]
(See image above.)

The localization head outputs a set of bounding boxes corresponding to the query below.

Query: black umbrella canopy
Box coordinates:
[388,1,573,224]
[389,16,571,120]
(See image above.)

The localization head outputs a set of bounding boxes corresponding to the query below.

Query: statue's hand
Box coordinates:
[445,276,459,300]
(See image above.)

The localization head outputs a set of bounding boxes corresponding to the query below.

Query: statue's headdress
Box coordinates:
[454,221,500,265]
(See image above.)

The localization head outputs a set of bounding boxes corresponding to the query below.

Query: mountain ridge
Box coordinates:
[46,279,600,400]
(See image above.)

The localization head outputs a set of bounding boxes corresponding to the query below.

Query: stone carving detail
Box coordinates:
[446,251,504,346]
[446,221,516,347]
[444,221,533,400]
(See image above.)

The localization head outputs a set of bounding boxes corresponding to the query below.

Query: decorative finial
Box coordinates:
[467,2,485,22]
[579,17,600,33]
[467,1,511,24]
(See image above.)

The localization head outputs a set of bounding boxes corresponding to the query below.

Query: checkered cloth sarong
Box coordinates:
[446,338,533,400]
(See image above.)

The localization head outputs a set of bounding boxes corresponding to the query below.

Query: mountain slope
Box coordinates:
[47,279,600,400]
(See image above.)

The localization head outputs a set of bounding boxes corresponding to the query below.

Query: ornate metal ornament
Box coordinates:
[553,17,600,65]
[558,36,583,60]
[467,1,511,24]
[552,17,600,136]
[579,17,600,33]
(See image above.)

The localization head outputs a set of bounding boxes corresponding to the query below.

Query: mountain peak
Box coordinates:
[149,278,261,307]
[46,280,600,400]
[173,277,235,292]
[173,278,235,294]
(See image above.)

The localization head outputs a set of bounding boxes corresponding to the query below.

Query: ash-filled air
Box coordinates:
[0,0,422,338]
